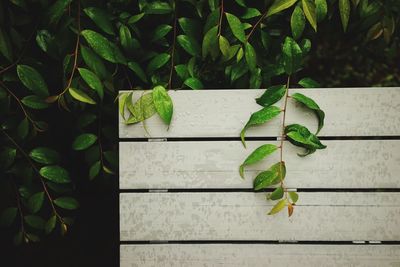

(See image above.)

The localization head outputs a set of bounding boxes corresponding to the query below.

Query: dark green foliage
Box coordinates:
[0,0,398,244]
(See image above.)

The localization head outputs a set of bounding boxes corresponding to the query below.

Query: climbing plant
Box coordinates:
[0,0,398,244]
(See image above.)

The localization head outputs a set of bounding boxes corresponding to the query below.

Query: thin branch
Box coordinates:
[1,129,64,223]
[279,75,291,196]
[168,1,177,90]
[12,180,26,239]
[58,0,81,98]
[246,9,268,42]
[217,0,224,37]
[0,81,42,132]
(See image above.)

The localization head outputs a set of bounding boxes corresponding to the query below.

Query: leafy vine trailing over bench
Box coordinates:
[0,0,398,244]
[239,37,326,216]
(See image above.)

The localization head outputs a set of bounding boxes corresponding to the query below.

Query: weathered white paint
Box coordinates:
[120,192,400,241]
[120,244,400,267]
[119,88,400,138]
[119,140,400,189]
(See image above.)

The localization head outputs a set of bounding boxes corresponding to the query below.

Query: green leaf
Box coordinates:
[239,144,278,178]
[315,0,328,22]
[268,199,287,215]
[178,17,201,38]
[0,207,17,227]
[300,38,311,54]
[24,215,45,230]
[0,148,17,170]
[119,25,134,51]
[17,65,49,97]
[119,92,129,120]
[184,77,204,90]
[80,45,108,80]
[78,68,104,99]
[46,0,73,25]
[84,7,114,35]
[202,26,219,60]
[151,24,172,42]
[302,0,317,31]
[291,5,305,39]
[126,93,157,124]
[89,161,101,180]
[175,64,189,80]
[29,147,60,165]
[282,37,302,75]
[255,85,286,107]
[72,133,97,151]
[0,27,13,61]
[288,191,299,203]
[152,86,173,125]
[267,0,298,17]
[77,113,97,129]
[254,162,286,190]
[242,8,262,19]
[26,233,40,242]
[339,0,350,32]
[291,93,325,133]
[146,53,170,74]
[17,118,29,139]
[298,77,320,88]
[127,62,148,83]
[285,124,327,154]
[143,1,172,14]
[225,13,246,43]
[240,106,281,147]
[81,30,126,64]
[218,36,230,57]
[128,13,145,24]
[268,187,284,200]
[68,88,96,105]
[177,35,201,56]
[39,165,70,184]
[21,95,50,109]
[245,42,257,72]
[54,197,79,210]
[27,192,44,213]
[45,215,56,235]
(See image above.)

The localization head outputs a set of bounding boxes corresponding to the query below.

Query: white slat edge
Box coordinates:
[119,140,400,189]
[120,244,400,267]
[119,88,400,138]
[120,192,400,241]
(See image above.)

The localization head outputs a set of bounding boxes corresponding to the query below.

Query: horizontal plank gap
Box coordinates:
[120,240,400,245]
[119,188,400,193]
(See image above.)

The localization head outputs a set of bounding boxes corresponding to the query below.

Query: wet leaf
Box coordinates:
[17,65,49,97]
[39,165,70,184]
[27,192,44,213]
[339,0,350,32]
[302,0,317,31]
[225,13,246,43]
[291,5,305,39]
[72,133,97,151]
[177,35,201,56]
[146,53,170,74]
[126,93,157,124]
[21,95,50,109]
[253,162,286,190]
[78,68,104,99]
[239,144,278,178]
[84,7,114,35]
[68,88,96,105]
[54,197,79,210]
[152,85,173,125]
[267,0,298,17]
[268,187,284,200]
[282,37,302,75]
[291,93,325,133]
[240,106,281,147]
[184,77,204,89]
[24,215,45,230]
[45,215,57,235]
[256,85,286,107]
[29,147,60,164]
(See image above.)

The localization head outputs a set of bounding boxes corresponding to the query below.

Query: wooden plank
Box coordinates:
[119,140,400,189]
[119,88,400,138]
[120,244,400,267]
[120,192,400,241]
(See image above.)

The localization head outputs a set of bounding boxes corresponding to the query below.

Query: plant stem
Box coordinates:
[279,76,291,196]
[1,129,64,223]
[12,180,27,239]
[58,0,81,98]
[246,9,268,42]
[217,0,224,37]
[168,1,177,90]
[0,81,42,132]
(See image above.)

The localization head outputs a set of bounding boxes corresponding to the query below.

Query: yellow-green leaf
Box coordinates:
[302,0,317,31]
[152,85,173,125]
[68,88,96,105]
[268,199,287,215]
[339,0,350,32]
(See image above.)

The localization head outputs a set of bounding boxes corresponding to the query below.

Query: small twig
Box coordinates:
[217,0,224,37]
[168,1,177,90]
[12,180,26,239]
[57,0,81,98]
[279,76,291,197]
[1,129,64,223]
[0,81,42,132]
[246,9,268,42]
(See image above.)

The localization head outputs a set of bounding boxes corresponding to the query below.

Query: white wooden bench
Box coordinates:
[119,88,400,266]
